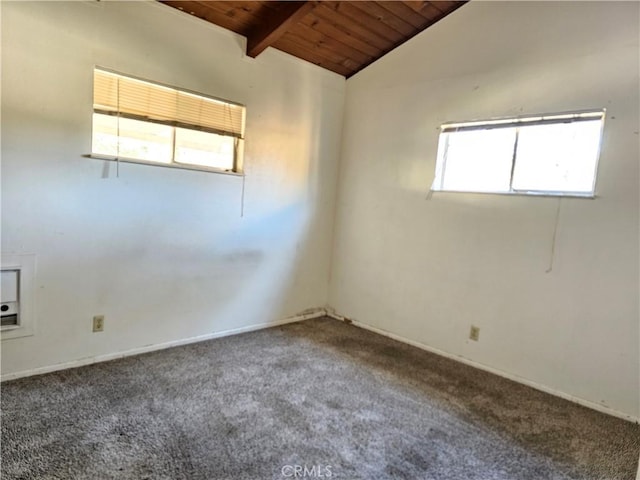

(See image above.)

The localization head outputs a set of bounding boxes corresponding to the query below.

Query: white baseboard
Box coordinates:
[4,307,637,424]
[325,311,639,424]
[0,309,326,382]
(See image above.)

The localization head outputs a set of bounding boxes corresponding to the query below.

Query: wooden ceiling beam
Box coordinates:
[246,1,317,58]
[161,0,467,77]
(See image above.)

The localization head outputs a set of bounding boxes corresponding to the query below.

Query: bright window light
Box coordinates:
[433,111,604,197]
[91,68,245,173]
[93,113,173,163]
[439,128,516,193]
[174,127,236,170]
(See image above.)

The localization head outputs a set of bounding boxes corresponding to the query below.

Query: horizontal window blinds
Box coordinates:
[94,69,245,138]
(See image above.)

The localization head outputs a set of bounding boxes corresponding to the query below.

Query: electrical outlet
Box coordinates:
[469,325,480,341]
[93,315,104,332]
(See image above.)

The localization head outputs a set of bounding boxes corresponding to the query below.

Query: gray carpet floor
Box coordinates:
[1,317,638,479]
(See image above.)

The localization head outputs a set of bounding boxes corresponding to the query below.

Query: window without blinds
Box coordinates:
[92,68,245,173]
[432,110,605,197]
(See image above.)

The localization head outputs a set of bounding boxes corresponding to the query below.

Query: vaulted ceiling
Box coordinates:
[160,1,467,78]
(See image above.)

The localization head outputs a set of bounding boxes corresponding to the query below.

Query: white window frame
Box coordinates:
[432,110,606,198]
[90,68,246,175]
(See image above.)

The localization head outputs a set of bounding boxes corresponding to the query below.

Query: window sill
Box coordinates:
[86,154,244,177]
[429,188,596,199]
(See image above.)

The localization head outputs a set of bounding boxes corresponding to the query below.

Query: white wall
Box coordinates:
[330,1,639,419]
[1,1,344,376]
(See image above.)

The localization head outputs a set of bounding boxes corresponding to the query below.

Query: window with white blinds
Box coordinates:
[92,68,245,173]
[432,110,605,197]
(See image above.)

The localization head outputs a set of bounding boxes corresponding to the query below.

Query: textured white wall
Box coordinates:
[1,1,344,376]
[330,1,639,419]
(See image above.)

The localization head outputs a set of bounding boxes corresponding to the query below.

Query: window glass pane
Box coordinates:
[91,113,173,163]
[439,128,516,192]
[92,113,118,156]
[174,128,235,170]
[512,120,602,193]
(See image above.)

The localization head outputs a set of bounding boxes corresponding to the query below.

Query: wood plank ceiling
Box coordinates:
[160,1,467,78]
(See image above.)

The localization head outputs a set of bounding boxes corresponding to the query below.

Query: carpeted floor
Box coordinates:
[1,317,638,479]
